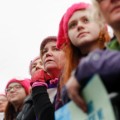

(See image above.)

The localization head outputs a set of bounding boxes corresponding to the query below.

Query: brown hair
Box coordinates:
[4,102,17,120]
[40,36,57,58]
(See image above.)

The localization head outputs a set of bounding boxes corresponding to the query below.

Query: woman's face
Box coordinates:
[68,10,101,48]
[6,82,26,104]
[41,41,65,73]
[30,58,43,76]
[97,0,120,29]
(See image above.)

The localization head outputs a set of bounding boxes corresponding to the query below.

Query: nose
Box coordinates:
[9,87,15,93]
[35,64,42,70]
[77,21,84,31]
[45,49,52,57]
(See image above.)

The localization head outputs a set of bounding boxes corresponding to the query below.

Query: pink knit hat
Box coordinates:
[40,36,57,57]
[40,36,57,51]
[57,2,90,48]
[5,78,31,95]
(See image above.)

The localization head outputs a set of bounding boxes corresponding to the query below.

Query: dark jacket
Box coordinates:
[16,80,59,120]
[16,95,36,120]
[61,47,120,105]
[32,86,55,120]
[74,49,120,93]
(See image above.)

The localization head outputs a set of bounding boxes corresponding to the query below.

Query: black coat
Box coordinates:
[16,95,36,120]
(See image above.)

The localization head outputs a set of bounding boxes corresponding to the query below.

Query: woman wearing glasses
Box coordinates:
[4,78,31,120]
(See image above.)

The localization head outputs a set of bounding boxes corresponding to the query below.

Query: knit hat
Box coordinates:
[29,56,40,75]
[57,2,90,48]
[40,36,57,51]
[5,78,31,95]
[40,36,57,57]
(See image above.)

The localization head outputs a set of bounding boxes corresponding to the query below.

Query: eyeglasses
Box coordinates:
[5,85,23,93]
[96,0,108,3]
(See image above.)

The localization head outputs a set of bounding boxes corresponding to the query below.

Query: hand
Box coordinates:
[65,75,87,112]
[31,69,52,84]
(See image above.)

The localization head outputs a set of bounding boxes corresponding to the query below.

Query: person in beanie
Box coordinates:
[61,0,120,115]
[55,2,110,109]
[0,94,8,120]
[4,78,31,120]
[30,36,66,120]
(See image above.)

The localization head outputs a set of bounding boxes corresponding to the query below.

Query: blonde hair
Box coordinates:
[87,3,106,29]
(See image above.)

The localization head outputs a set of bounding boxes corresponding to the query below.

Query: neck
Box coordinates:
[13,102,23,112]
[80,41,102,55]
[48,69,61,78]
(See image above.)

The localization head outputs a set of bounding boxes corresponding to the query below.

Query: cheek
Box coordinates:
[89,25,100,38]
[100,5,109,17]
[20,91,27,98]
[68,30,75,42]
[6,96,10,101]
[57,53,66,68]
[31,68,35,74]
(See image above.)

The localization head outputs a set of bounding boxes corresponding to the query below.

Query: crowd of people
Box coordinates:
[0,0,120,120]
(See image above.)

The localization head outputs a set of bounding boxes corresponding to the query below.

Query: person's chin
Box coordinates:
[45,65,57,71]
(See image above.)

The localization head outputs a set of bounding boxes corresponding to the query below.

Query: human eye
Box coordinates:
[82,17,89,23]
[96,0,106,3]
[6,87,11,92]
[15,85,22,89]
[68,21,77,29]
[32,63,36,68]
[42,49,47,55]
[52,46,59,51]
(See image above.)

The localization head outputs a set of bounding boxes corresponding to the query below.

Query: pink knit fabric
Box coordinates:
[32,81,48,88]
[57,2,90,48]
[5,78,31,95]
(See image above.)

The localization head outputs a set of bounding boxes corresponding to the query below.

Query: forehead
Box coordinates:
[33,58,42,64]
[69,9,90,21]
[8,82,21,87]
[44,41,56,49]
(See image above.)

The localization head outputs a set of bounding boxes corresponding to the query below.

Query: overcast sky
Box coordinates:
[0,0,113,93]
[0,0,92,92]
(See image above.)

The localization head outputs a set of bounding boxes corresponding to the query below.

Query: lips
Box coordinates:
[77,32,88,38]
[45,59,54,64]
[111,5,120,13]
